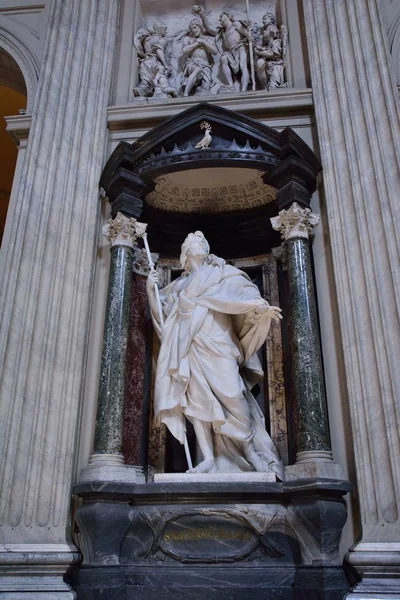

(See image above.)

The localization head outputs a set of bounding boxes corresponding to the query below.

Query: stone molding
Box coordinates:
[4,114,31,148]
[107,88,313,130]
[271,202,320,241]
[302,0,400,591]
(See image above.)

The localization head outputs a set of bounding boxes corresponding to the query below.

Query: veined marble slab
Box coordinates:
[154,472,276,483]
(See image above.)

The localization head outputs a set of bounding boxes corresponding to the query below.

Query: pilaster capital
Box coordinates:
[271,202,320,242]
[103,212,147,248]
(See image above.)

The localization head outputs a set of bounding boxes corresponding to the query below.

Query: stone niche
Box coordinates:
[73,104,351,600]
[132,0,289,100]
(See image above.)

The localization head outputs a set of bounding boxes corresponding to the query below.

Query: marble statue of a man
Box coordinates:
[192,5,251,92]
[147,232,284,479]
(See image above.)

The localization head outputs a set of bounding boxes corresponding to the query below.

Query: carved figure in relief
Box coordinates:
[133,21,172,97]
[192,5,251,92]
[146,231,283,478]
[153,63,178,98]
[179,18,217,97]
[254,13,287,90]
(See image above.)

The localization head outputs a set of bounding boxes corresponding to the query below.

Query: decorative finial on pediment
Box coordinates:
[195,121,212,149]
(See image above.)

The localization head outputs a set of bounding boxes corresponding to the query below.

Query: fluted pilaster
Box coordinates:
[0,0,118,596]
[303,0,400,595]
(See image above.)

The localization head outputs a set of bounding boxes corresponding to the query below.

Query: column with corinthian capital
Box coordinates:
[302,0,400,596]
[80,213,146,483]
[272,203,343,479]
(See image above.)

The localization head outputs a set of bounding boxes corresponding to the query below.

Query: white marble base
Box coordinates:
[80,463,145,483]
[285,461,345,481]
[0,591,75,599]
[0,544,78,599]
[346,594,400,599]
[345,543,400,599]
[154,472,276,483]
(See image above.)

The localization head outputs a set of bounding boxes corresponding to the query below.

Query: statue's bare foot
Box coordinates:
[187,459,215,474]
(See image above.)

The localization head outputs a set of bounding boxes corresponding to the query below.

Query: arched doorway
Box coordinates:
[0,48,27,245]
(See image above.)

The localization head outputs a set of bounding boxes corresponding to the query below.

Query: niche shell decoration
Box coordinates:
[133,4,288,99]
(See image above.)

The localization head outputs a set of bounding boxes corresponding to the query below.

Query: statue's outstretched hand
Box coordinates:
[268,306,283,322]
[254,304,283,322]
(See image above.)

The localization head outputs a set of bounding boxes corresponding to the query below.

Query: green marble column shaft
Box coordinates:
[93,243,133,455]
[286,237,331,455]
[271,202,332,462]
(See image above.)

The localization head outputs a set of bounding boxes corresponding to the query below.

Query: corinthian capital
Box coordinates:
[270,202,320,241]
[103,212,140,248]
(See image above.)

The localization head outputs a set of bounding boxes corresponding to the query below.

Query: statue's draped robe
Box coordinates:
[151,255,283,479]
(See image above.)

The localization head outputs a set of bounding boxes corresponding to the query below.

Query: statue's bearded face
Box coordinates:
[187,238,207,257]
[180,231,210,270]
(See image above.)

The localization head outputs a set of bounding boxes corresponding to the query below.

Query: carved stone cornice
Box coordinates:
[103,213,145,248]
[270,202,320,241]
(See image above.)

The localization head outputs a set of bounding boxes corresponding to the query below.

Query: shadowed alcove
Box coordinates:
[100,102,320,473]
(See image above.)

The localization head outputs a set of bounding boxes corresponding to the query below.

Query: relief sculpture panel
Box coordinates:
[132,1,288,99]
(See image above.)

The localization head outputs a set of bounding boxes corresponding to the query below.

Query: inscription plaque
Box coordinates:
[160,515,257,562]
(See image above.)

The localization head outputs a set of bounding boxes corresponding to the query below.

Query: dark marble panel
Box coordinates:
[120,506,299,565]
[76,500,133,566]
[126,585,292,600]
[126,565,296,587]
[294,566,350,600]
[123,273,148,466]
[74,567,127,600]
[73,478,351,501]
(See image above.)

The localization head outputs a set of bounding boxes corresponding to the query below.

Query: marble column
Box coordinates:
[272,203,343,480]
[0,0,118,597]
[81,213,145,483]
[302,0,400,596]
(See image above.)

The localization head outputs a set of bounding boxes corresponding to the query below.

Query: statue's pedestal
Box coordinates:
[72,479,351,600]
[154,472,276,483]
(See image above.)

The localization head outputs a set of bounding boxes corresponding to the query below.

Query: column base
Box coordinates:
[345,543,400,599]
[286,452,345,480]
[80,453,145,483]
[0,544,79,599]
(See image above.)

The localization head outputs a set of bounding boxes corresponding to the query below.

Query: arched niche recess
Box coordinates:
[0,30,39,112]
[0,47,27,245]
[100,102,321,473]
